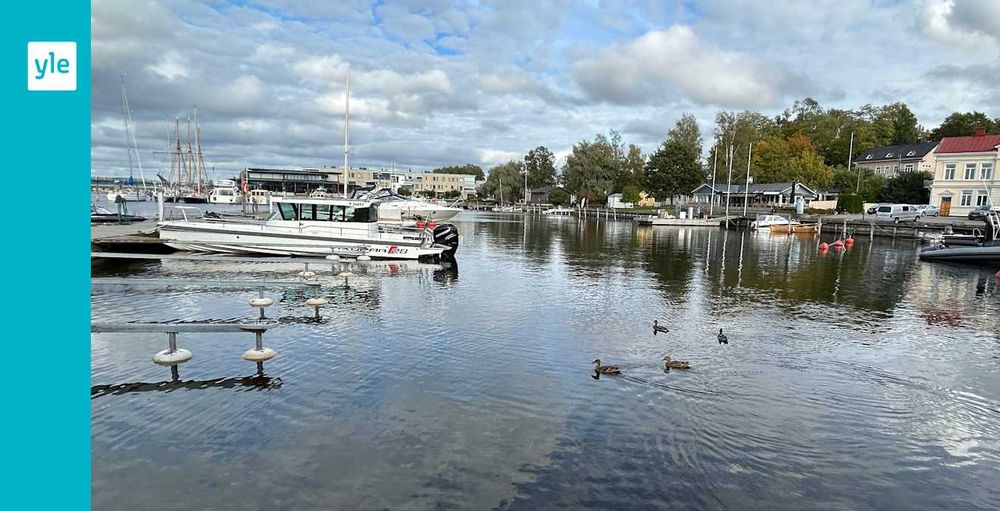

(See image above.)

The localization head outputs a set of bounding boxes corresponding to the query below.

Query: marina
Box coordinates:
[92,211,1000,510]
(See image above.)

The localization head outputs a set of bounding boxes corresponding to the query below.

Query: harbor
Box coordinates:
[92,209,1000,510]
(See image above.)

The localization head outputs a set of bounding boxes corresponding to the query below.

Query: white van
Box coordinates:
[875,204,921,223]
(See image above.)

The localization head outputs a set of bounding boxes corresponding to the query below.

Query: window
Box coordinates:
[944,163,956,180]
[893,165,899,173]
[886,152,893,158]
[977,194,990,206]
[904,163,913,172]
[875,166,882,173]
[278,202,297,220]
[960,191,973,206]
[865,154,872,160]
[906,150,916,157]
[964,163,976,180]
[981,163,993,180]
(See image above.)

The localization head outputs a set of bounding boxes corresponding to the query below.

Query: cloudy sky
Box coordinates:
[91,0,1000,179]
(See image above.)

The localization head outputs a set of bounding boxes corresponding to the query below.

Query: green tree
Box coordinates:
[830,168,885,202]
[928,111,1000,139]
[523,146,556,190]
[617,144,645,192]
[667,113,703,155]
[478,161,524,204]
[548,188,569,205]
[882,102,921,144]
[751,135,833,189]
[561,132,622,201]
[431,164,484,180]
[709,110,778,183]
[878,171,931,204]
[621,185,642,204]
[645,139,703,204]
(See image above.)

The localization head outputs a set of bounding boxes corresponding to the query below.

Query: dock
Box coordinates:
[724,215,987,240]
[91,220,173,253]
[643,217,728,227]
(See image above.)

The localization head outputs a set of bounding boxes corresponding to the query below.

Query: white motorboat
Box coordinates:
[309,187,330,199]
[356,188,462,222]
[248,188,270,205]
[209,179,242,204]
[157,196,459,261]
[750,214,799,231]
[105,188,149,202]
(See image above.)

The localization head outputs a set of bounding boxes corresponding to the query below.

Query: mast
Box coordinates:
[343,66,351,198]
[174,117,183,188]
[194,106,206,191]
[186,117,195,190]
[709,143,718,217]
[743,142,752,216]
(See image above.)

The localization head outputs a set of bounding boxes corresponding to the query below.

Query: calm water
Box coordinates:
[91,211,1000,510]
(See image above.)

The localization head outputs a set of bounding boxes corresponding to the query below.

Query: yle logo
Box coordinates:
[27,41,76,91]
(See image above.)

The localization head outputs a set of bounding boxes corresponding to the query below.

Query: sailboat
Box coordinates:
[106,75,149,202]
[158,112,209,203]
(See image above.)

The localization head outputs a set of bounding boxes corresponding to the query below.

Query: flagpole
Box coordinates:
[743,142,752,216]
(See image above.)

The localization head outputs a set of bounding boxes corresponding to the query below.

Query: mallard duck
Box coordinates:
[593,358,621,375]
[653,319,669,335]
[717,328,728,345]
[662,355,691,369]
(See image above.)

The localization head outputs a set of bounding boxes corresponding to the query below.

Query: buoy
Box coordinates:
[832,239,845,248]
[416,221,425,228]
[995,269,1000,281]
[242,347,277,362]
[325,255,340,261]
[845,237,855,245]
[427,221,437,229]
[818,242,829,250]
[249,297,274,307]
[298,271,316,279]
[357,255,372,261]
[306,297,328,320]
[337,271,354,277]
[152,348,193,366]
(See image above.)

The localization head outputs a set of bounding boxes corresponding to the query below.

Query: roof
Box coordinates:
[855,141,938,162]
[531,185,563,194]
[936,134,1000,153]
[692,182,818,197]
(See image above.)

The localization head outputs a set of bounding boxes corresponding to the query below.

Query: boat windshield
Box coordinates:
[275,202,378,223]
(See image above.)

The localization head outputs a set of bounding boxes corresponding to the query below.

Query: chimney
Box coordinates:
[974,125,986,137]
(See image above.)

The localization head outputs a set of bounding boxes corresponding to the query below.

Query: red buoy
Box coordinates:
[415,221,425,228]
[845,237,855,245]
[427,221,437,229]
[832,239,844,248]
[818,242,829,251]
[995,269,1000,281]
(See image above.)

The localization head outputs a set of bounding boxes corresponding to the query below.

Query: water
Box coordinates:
[91,212,1000,510]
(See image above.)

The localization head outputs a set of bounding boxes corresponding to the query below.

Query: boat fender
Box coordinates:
[818,242,829,251]
[152,348,193,366]
[242,347,277,362]
[306,298,328,307]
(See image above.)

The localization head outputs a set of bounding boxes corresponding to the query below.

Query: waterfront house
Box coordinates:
[928,127,1000,217]
[691,182,820,208]
[607,192,633,209]
[853,141,938,178]
[528,185,571,204]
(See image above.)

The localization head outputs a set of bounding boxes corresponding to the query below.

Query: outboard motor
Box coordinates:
[433,223,459,260]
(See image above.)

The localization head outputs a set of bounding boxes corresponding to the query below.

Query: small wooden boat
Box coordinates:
[770,223,818,234]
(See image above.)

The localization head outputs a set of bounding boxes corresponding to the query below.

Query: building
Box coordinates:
[245,166,481,199]
[607,193,633,209]
[928,127,1000,217]
[691,182,820,208]
[853,141,938,178]
[528,185,570,204]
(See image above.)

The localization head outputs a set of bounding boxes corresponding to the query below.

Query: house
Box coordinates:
[928,127,1000,217]
[853,141,938,178]
[528,185,570,204]
[691,182,820,208]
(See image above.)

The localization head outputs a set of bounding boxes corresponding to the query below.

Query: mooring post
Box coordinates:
[167,331,178,353]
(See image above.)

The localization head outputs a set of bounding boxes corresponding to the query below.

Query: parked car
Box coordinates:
[875,204,922,223]
[914,204,939,217]
[968,204,1000,221]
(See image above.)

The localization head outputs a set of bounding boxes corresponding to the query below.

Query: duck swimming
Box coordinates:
[717,328,728,344]
[653,320,669,335]
[593,358,621,375]
[662,355,691,369]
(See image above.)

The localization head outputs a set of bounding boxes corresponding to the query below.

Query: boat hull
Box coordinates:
[770,224,818,234]
[918,245,1000,264]
[158,222,445,260]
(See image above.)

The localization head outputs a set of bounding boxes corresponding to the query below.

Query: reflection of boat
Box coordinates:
[91,203,147,224]
[543,207,574,216]
[158,197,459,261]
[355,188,462,222]
[751,214,798,230]
[919,211,1000,264]
[770,223,818,234]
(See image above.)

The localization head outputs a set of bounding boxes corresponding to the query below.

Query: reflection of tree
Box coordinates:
[640,228,697,300]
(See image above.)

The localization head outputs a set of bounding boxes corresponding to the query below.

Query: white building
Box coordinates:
[928,128,1000,217]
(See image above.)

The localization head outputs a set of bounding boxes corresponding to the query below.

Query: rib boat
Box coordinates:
[919,211,1000,265]
[157,197,459,261]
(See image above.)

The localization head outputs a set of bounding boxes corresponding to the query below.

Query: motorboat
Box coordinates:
[919,211,1000,265]
[157,196,459,261]
[105,187,149,202]
[247,188,270,205]
[750,214,798,231]
[770,223,818,234]
[354,188,462,222]
[309,187,330,199]
[91,203,146,224]
[208,179,243,205]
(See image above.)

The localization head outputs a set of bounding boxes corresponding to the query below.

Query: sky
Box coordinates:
[91,0,1000,179]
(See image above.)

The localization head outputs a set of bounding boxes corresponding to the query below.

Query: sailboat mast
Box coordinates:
[120,75,134,187]
[194,106,206,192]
[186,117,195,189]
[343,66,350,198]
[174,117,183,188]
[120,75,148,192]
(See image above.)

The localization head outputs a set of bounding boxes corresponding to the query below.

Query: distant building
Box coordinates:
[928,127,999,217]
[528,185,570,204]
[853,141,938,178]
[245,166,480,199]
[607,193,634,209]
[691,182,820,207]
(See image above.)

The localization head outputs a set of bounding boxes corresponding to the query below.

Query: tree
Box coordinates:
[667,113,703,155]
[618,144,645,192]
[548,188,569,205]
[645,139,703,204]
[881,102,921,144]
[478,160,524,204]
[621,185,642,204]
[431,164,484,180]
[928,112,1000,139]
[523,146,556,190]
[751,135,833,189]
[878,171,931,204]
[709,110,778,183]
[561,132,623,201]
[830,168,885,202]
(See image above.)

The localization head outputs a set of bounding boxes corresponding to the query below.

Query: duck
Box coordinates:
[593,358,621,375]
[662,355,691,369]
[717,328,728,345]
[653,319,670,335]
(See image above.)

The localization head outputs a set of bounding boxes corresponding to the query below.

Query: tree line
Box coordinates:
[453,100,997,205]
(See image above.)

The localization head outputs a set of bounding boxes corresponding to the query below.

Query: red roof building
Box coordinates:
[937,127,1000,153]
[929,126,999,217]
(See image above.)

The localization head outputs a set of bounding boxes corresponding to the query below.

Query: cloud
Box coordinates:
[572,26,809,108]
